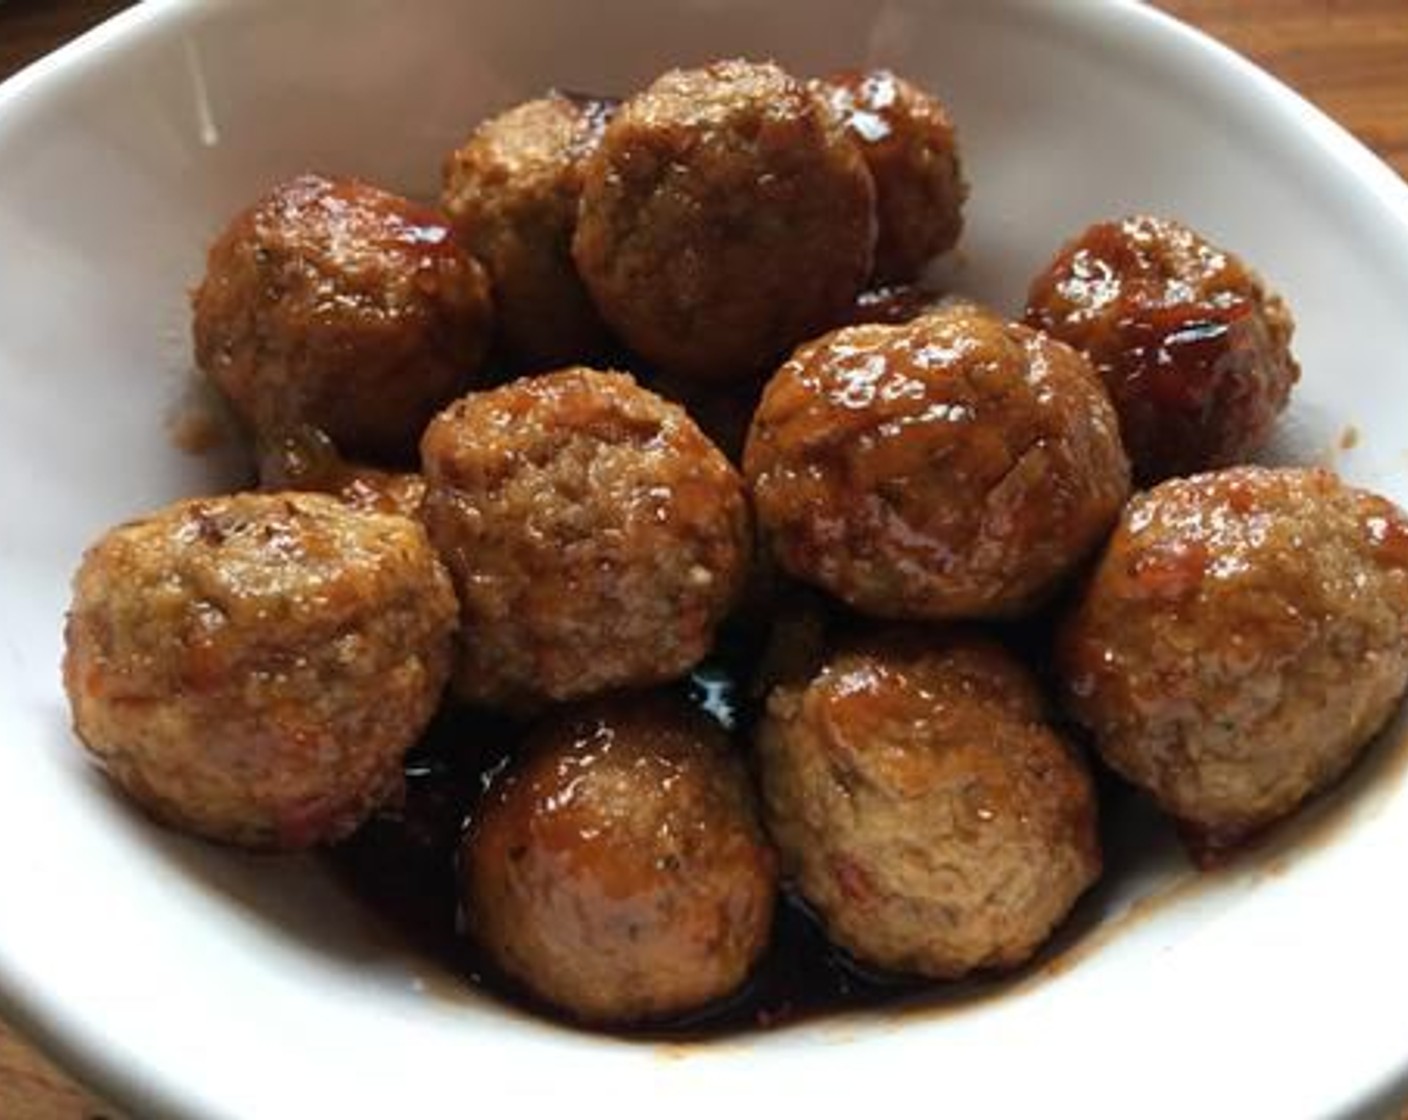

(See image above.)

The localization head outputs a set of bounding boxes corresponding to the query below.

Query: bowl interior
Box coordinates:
[2,1,1408,1117]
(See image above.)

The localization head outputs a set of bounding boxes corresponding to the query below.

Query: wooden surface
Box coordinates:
[1159,0,1408,178]
[1,1,1406,1116]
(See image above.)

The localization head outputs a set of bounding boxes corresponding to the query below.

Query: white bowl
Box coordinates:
[3,1,1407,1117]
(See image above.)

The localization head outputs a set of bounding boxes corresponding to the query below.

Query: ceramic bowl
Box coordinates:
[2,2,1407,1117]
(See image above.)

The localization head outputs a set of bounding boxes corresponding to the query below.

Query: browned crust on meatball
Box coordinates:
[1024,215,1300,484]
[193,173,494,464]
[814,69,966,283]
[573,59,876,381]
[744,304,1131,619]
[757,628,1100,978]
[1059,466,1408,854]
[462,692,777,1023]
[63,492,458,849]
[442,93,616,370]
[420,368,752,708]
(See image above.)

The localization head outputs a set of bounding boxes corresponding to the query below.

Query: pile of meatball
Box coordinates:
[63,58,1408,1029]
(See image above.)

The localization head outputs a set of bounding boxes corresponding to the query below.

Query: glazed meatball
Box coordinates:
[62,492,457,849]
[814,69,966,283]
[1060,466,1408,859]
[420,368,751,708]
[744,303,1130,620]
[193,174,494,463]
[258,425,427,519]
[442,92,616,370]
[462,693,777,1024]
[1024,215,1299,483]
[758,629,1100,978]
[573,59,876,382]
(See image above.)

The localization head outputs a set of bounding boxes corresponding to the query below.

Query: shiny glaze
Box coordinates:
[259,175,467,318]
[257,425,427,518]
[814,67,966,283]
[1025,215,1299,484]
[193,172,493,464]
[460,693,776,1023]
[744,306,1129,620]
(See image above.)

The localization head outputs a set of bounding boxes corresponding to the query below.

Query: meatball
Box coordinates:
[1060,466,1408,860]
[442,92,616,370]
[193,174,494,463]
[573,59,876,382]
[757,628,1100,978]
[814,69,966,283]
[744,303,1130,620]
[62,492,458,849]
[462,693,777,1024]
[1024,215,1299,483]
[420,368,751,708]
[258,425,427,519]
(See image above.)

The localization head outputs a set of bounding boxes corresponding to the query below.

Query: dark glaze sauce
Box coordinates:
[328,689,945,1038]
[1023,215,1298,485]
[326,606,1133,1040]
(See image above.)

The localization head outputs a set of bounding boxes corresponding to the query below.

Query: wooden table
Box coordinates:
[2,1,1406,1116]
